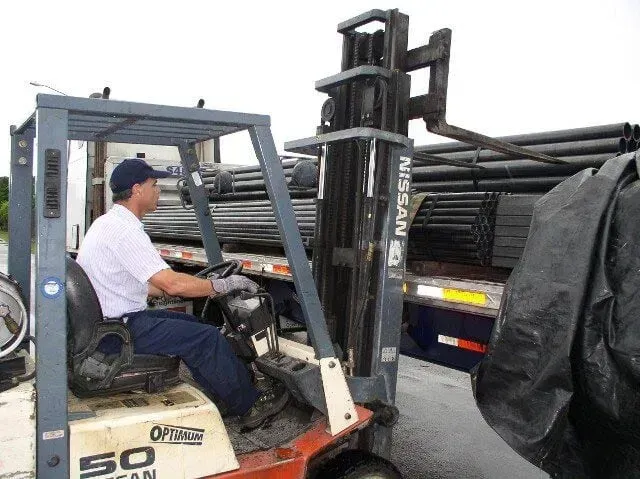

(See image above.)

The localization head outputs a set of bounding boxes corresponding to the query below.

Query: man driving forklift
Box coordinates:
[76,158,290,429]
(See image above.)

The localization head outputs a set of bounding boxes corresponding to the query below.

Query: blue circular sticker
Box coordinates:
[41,277,64,299]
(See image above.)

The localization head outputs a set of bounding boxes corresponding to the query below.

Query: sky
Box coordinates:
[1,0,638,176]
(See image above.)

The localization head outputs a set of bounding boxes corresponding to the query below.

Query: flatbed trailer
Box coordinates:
[146,242,503,370]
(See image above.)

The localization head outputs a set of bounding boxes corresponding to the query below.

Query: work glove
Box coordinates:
[211,274,259,296]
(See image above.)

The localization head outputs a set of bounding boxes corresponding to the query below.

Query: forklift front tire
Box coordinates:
[311,450,402,479]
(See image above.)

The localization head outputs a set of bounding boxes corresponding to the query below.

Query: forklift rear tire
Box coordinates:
[312,450,402,479]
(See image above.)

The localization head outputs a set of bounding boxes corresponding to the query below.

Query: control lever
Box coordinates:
[239,290,280,355]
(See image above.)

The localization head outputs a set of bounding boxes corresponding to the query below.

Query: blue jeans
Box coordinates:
[102,309,259,416]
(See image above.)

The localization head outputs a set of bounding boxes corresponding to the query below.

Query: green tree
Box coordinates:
[0,201,8,230]
[0,177,8,203]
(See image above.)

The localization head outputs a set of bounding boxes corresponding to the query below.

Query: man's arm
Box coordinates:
[149,269,214,298]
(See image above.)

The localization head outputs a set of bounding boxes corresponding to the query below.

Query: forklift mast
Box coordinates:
[311,10,413,378]
[286,9,441,454]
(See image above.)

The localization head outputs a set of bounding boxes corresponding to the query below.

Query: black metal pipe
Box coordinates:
[411,233,477,243]
[418,192,491,201]
[213,230,307,238]
[185,179,298,193]
[410,224,473,233]
[414,123,632,155]
[211,204,317,210]
[416,199,485,208]
[413,176,569,193]
[425,207,483,216]
[182,191,271,201]
[209,198,315,207]
[146,231,315,242]
[410,239,478,248]
[416,137,625,165]
[152,203,317,212]
[412,215,478,225]
[213,226,315,234]
[201,168,296,184]
[146,211,318,220]
[146,217,314,225]
[146,230,314,244]
[145,224,316,235]
[199,159,305,178]
[412,153,615,182]
[186,189,318,202]
[218,217,318,225]
[215,212,317,219]
[144,218,316,227]
[415,235,481,244]
[155,198,316,210]
[210,207,317,214]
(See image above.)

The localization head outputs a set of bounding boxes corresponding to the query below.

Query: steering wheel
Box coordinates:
[197,260,244,322]
[195,260,243,279]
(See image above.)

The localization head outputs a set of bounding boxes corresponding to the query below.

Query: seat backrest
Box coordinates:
[66,256,104,354]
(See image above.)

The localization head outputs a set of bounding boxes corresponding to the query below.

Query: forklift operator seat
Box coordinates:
[66,256,180,397]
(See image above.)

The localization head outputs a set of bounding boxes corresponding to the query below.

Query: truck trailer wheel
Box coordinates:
[311,450,402,479]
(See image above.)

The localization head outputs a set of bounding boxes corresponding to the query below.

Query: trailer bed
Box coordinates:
[151,241,507,318]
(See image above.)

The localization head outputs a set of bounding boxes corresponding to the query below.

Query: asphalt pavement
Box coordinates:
[391,355,546,478]
[0,243,547,478]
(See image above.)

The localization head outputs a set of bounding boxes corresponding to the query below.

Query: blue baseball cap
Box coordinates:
[110,159,171,193]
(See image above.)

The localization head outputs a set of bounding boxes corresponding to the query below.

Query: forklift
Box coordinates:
[1,8,560,479]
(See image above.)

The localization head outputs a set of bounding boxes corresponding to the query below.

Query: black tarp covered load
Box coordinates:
[472,152,640,478]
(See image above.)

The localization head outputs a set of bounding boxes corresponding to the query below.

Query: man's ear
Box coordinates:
[132,183,142,196]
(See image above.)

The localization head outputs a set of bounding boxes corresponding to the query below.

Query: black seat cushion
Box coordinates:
[66,256,104,354]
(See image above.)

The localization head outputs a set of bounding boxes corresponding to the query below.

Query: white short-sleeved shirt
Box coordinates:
[76,204,170,318]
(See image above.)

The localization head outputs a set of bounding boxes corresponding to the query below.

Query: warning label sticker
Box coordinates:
[381,347,397,363]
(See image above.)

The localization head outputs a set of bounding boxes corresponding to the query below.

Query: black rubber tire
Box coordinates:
[311,450,402,479]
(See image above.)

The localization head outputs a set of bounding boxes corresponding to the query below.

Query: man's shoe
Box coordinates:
[240,381,290,430]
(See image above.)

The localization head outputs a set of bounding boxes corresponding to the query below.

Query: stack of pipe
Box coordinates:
[179,159,318,203]
[143,199,317,248]
[148,123,639,268]
[412,123,637,193]
[491,194,541,268]
[407,192,500,266]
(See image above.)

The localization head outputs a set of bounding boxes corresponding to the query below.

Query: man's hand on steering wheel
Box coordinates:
[211,275,259,296]
[195,260,259,298]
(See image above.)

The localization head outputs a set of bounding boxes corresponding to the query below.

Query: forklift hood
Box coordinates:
[472,152,640,477]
